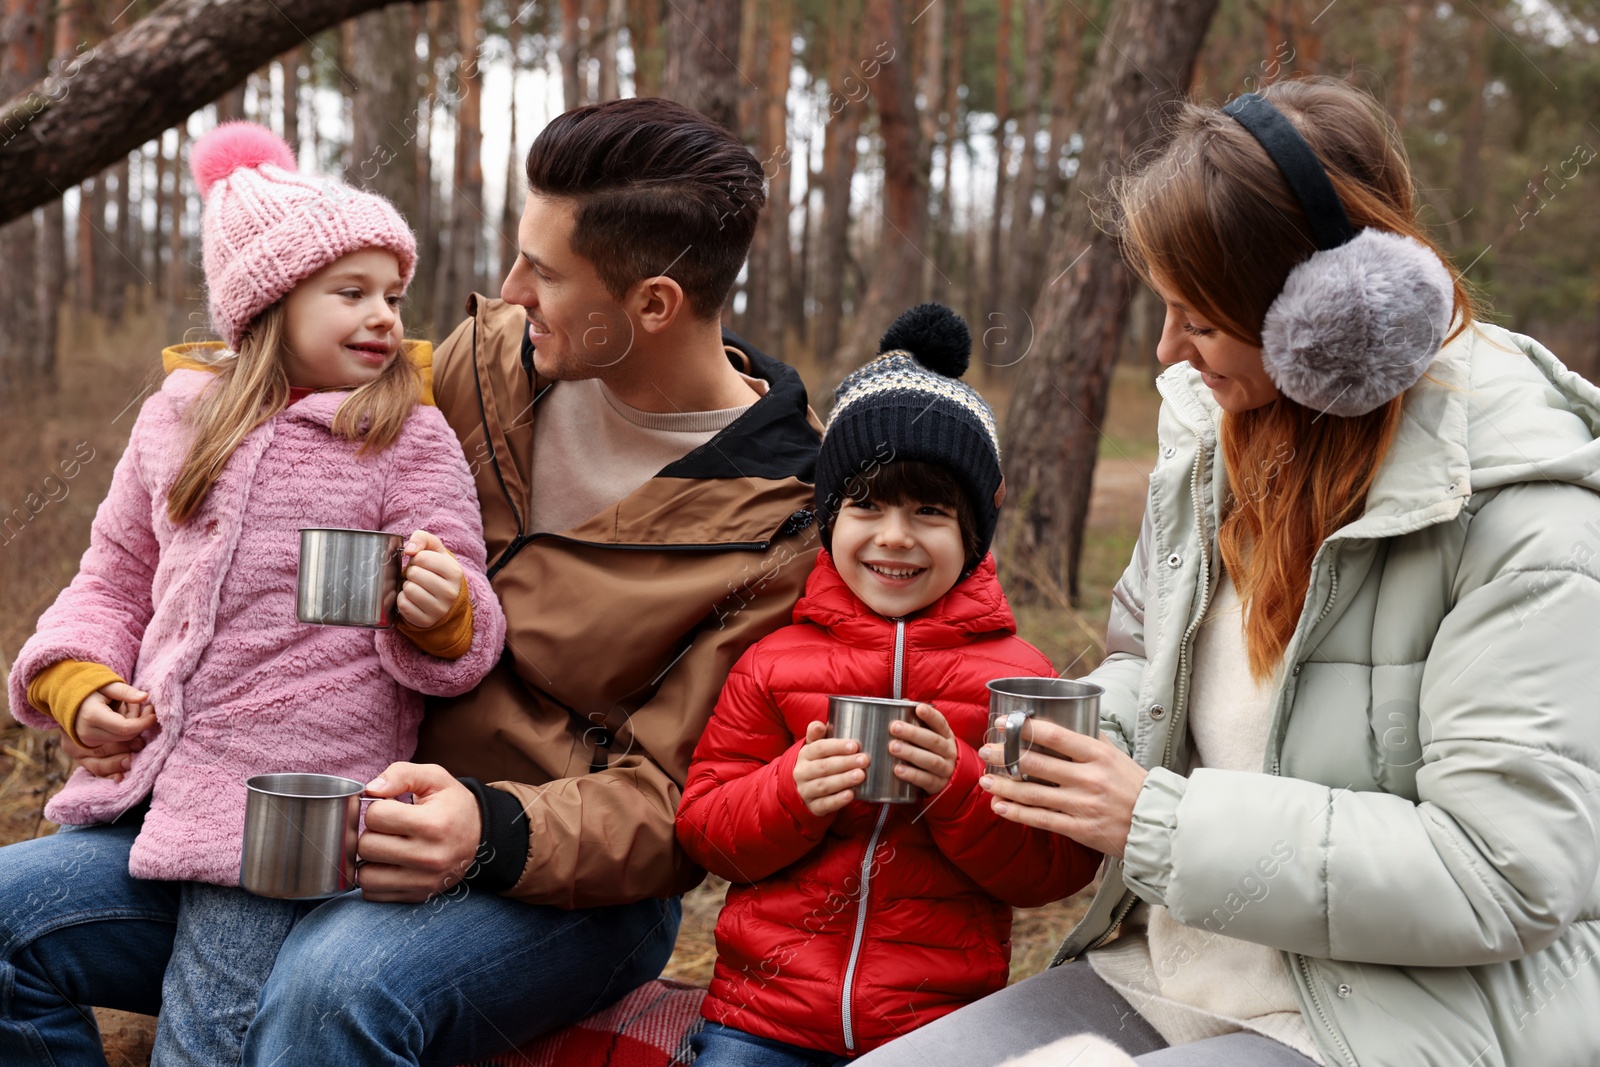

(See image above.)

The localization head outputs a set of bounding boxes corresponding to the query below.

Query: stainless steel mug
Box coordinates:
[297,528,405,628]
[987,677,1104,784]
[240,773,364,899]
[826,695,920,804]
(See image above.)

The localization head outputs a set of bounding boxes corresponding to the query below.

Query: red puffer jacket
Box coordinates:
[676,551,1101,1056]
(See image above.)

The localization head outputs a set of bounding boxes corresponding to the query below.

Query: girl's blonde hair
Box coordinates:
[1113,76,1476,679]
[166,302,422,525]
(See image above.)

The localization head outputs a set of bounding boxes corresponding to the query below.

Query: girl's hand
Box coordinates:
[397,529,464,629]
[888,703,957,796]
[73,682,156,779]
[794,720,867,817]
[978,723,1148,858]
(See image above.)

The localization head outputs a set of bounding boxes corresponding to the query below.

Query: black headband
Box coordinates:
[1222,92,1357,252]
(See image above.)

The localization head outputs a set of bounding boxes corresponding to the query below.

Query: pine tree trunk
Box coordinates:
[280,46,300,153]
[813,0,863,376]
[1392,1,1423,133]
[1002,0,1221,602]
[836,0,925,373]
[34,0,80,388]
[411,1,443,329]
[597,0,622,101]
[999,0,1045,319]
[984,0,1012,321]
[499,5,523,284]
[167,126,187,312]
[1027,0,1085,317]
[915,0,943,300]
[560,0,582,109]
[934,0,963,297]
[1,0,45,394]
[759,0,791,354]
[348,4,421,229]
[627,0,663,96]
[434,0,483,330]
[107,153,132,321]
[661,0,743,135]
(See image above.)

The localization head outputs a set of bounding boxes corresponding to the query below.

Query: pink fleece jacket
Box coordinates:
[8,367,507,885]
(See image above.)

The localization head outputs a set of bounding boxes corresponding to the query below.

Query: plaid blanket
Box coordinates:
[459,979,707,1067]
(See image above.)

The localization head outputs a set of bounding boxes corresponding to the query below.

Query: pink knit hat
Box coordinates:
[190,122,418,348]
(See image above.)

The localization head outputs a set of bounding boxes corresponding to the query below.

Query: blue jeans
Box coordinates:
[691,1023,854,1067]
[153,883,310,1066]
[0,813,682,1066]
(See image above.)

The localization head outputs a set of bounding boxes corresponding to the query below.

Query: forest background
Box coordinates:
[0,0,1598,1059]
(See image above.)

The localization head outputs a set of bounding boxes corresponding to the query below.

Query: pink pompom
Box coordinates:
[191,121,297,198]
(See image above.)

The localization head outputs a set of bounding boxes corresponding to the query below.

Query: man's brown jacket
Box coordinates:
[418,295,822,908]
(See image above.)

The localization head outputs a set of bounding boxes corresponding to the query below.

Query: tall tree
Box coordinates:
[749,0,792,352]
[1,0,46,393]
[348,4,422,228]
[984,0,1013,318]
[1002,0,1221,601]
[559,0,582,109]
[933,0,964,297]
[499,1,524,284]
[434,0,485,330]
[35,0,82,389]
[1027,0,1086,317]
[167,125,187,310]
[661,0,743,135]
[280,45,301,152]
[812,0,864,375]
[627,0,663,95]
[837,0,926,371]
[999,0,1046,319]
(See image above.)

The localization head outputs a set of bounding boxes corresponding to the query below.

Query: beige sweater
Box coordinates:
[1087,573,1323,1063]
[528,367,766,533]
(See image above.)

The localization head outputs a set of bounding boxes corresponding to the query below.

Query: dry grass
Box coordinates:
[0,309,1161,1055]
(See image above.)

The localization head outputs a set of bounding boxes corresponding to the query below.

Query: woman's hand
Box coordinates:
[397,529,464,629]
[888,703,958,796]
[978,721,1148,858]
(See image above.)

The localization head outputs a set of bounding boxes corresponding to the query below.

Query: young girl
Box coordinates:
[5,123,506,1066]
[675,304,1102,1064]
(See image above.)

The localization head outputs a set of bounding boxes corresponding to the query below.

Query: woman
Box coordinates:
[857,77,1600,1067]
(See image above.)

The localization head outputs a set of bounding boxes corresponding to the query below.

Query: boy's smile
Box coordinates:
[832,498,966,618]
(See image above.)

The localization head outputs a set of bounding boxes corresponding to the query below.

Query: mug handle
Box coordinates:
[1002,710,1032,780]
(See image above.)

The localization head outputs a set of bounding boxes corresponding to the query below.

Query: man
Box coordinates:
[42,98,821,1065]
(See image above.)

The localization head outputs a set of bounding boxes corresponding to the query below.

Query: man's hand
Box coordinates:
[357,762,482,903]
[66,682,156,781]
[397,530,465,629]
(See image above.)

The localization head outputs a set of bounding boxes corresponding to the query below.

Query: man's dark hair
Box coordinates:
[524,97,766,320]
[839,460,984,569]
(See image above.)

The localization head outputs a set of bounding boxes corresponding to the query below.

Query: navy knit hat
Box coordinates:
[815,304,1004,566]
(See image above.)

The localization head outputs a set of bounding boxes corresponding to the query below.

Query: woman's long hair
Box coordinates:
[1113,77,1476,679]
[166,302,422,525]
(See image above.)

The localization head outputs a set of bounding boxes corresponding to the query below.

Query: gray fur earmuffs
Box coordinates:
[1223,93,1455,418]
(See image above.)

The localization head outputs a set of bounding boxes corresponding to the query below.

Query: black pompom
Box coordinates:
[878,303,971,379]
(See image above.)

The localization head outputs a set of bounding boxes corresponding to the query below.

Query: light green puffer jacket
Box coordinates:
[1053,323,1600,1066]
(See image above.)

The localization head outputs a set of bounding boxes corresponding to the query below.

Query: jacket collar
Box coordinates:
[158,340,437,430]
[469,294,821,548]
[1160,328,1481,544]
[793,550,1017,648]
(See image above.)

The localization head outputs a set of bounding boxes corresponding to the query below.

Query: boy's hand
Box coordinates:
[794,720,868,817]
[889,703,957,796]
[397,529,463,629]
[74,682,156,779]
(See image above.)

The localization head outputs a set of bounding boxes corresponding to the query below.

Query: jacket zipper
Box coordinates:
[1295,954,1358,1067]
[1161,438,1216,771]
[840,618,905,1051]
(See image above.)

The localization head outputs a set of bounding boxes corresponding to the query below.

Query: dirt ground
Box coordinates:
[0,306,1159,1061]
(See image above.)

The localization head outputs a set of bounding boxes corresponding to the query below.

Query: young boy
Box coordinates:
[676,304,1102,1065]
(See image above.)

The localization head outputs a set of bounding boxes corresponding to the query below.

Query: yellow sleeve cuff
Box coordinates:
[26,660,124,747]
[396,575,475,660]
